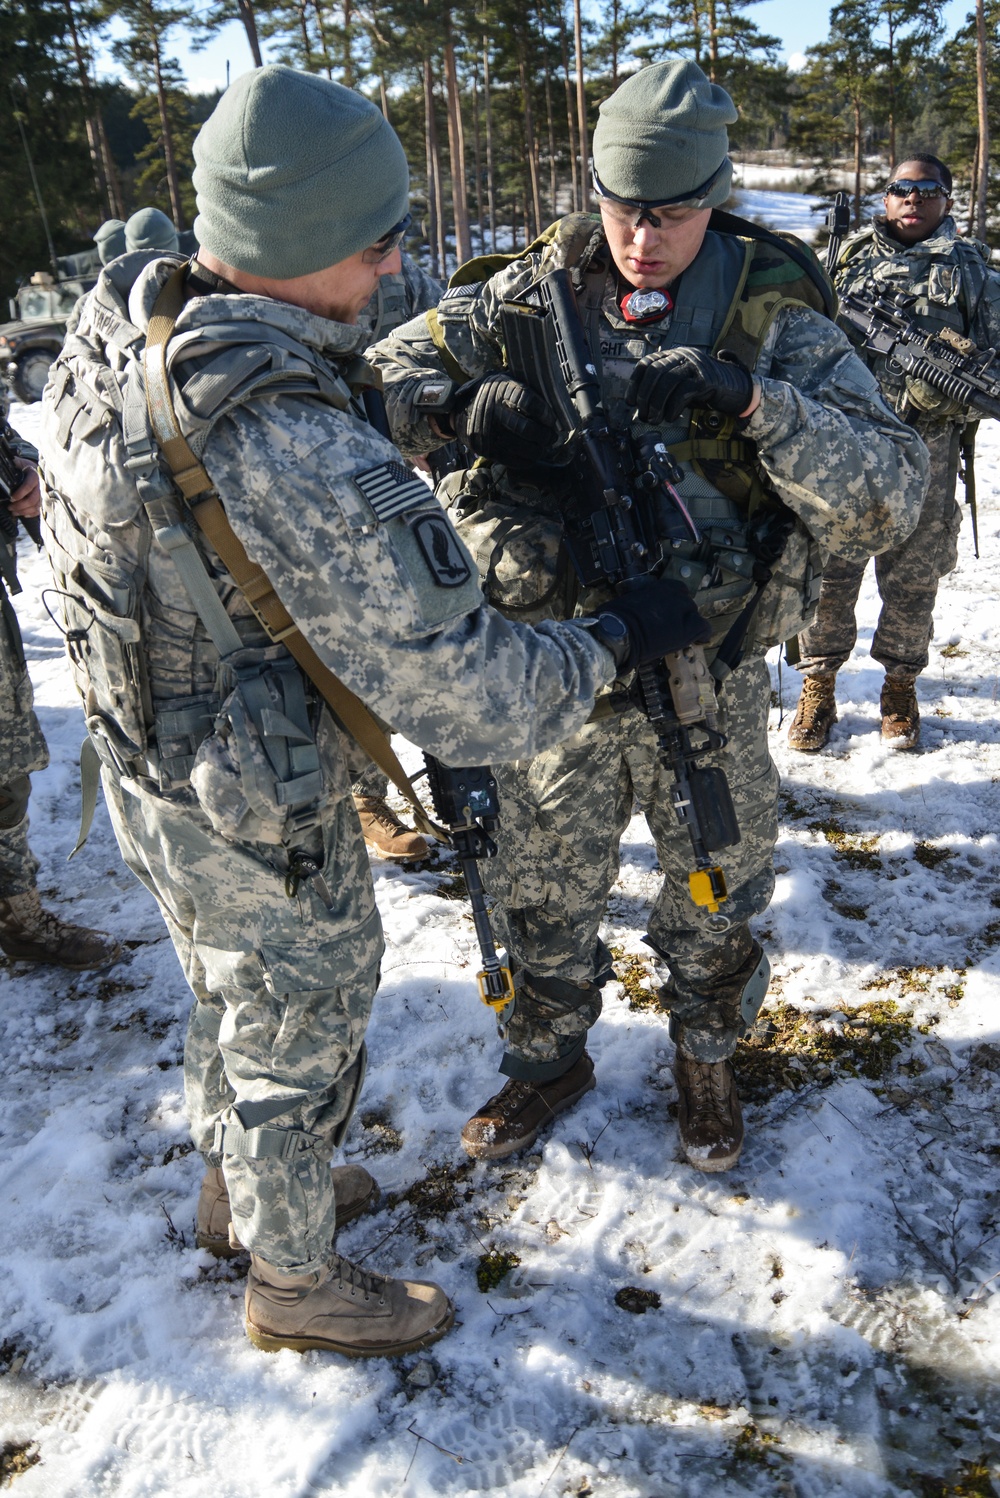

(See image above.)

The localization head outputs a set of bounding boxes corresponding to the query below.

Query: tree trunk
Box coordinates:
[97,112,125,219]
[483,39,497,252]
[559,10,579,211]
[574,0,588,208]
[342,0,354,87]
[610,0,619,84]
[424,58,441,278]
[379,71,389,120]
[852,94,862,229]
[544,64,558,222]
[968,137,980,236]
[61,1,112,214]
[518,47,543,237]
[312,0,333,76]
[444,16,472,264]
[707,0,718,82]
[472,62,485,253]
[149,11,185,230]
[886,6,896,171]
[236,0,263,67]
[975,0,990,238]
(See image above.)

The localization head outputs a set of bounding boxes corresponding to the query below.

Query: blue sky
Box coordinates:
[102,0,976,96]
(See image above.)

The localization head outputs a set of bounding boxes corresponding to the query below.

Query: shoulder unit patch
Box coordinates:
[353,461,430,521]
[410,512,473,588]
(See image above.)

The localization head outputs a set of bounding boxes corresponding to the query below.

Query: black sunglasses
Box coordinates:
[363,211,413,264]
[884,179,949,201]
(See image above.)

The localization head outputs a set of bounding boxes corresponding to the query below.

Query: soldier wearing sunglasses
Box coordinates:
[370,61,926,1178]
[790,154,1000,752]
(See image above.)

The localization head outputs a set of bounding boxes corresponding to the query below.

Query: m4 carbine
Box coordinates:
[498,269,741,922]
[837,287,999,560]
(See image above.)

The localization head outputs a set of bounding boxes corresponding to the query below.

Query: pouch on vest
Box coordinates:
[190,646,328,846]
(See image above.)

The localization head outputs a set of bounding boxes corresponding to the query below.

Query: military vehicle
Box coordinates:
[0,254,100,404]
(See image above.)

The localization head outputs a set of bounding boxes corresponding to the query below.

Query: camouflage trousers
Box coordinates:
[103,770,384,1273]
[484,655,778,1072]
[797,424,962,679]
[0,582,48,897]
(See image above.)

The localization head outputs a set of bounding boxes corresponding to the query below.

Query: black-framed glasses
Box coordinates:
[884,179,949,201]
[363,211,412,264]
[591,159,729,227]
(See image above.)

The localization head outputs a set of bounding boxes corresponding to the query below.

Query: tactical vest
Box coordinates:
[433,214,831,651]
[837,222,993,412]
[39,257,381,843]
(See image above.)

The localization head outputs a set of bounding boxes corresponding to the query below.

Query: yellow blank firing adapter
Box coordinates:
[689,866,728,914]
[478,965,515,1011]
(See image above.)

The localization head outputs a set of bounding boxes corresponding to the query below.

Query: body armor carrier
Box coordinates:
[432,214,831,652]
[40,255,359,846]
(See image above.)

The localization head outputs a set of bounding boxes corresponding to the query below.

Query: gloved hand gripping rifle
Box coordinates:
[0,426,42,597]
[838,289,1000,559]
[498,269,740,922]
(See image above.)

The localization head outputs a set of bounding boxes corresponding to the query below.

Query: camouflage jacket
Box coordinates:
[835,216,1000,423]
[38,255,615,808]
[369,216,928,639]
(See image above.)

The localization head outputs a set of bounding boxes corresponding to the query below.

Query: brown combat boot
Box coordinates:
[0,889,121,970]
[245,1252,454,1356]
[787,674,837,752]
[353,795,429,862]
[880,674,920,750]
[196,1163,379,1257]
[460,1052,596,1160]
[674,1052,744,1172]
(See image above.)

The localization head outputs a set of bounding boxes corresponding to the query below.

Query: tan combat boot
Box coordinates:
[353,795,429,862]
[245,1252,454,1356]
[0,889,121,970]
[880,674,920,750]
[674,1052,744,1172]
[196,1163,379,1257]
[460,1052,596,1159]
[787,674,837,752]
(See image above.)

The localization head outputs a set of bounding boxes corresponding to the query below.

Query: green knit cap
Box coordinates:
[592,60,737,208]
[192,65,409,279]
[94,219,126,265]
[125,207,179,254]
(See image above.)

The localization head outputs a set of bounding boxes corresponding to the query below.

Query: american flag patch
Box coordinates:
[352,462,430,521]
[441,281,482,301]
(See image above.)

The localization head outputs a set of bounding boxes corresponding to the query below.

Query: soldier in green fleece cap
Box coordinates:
[41,64,703,1357]
[369,59,928,1176]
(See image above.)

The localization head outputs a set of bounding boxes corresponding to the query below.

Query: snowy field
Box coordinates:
[2,314,1000,1490]
[731,187,826,243]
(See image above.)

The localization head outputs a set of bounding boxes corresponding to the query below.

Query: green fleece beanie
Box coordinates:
[592,60,737,208]
[125,207,180,254]
[192,65,409,279]
[94,219,126,265]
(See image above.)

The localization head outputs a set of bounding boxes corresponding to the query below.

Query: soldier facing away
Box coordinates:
[789,153,1000,752]
[369,60,928,1174]
[0,398,120,969]
[38,66,703,1357]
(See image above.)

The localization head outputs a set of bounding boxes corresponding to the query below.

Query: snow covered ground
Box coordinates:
[2,296,1000,1491]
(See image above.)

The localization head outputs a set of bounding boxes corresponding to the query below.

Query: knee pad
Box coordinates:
[0,775,30,830]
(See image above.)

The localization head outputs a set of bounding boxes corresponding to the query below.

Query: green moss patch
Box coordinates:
[739,999,923,1104]
[0,1441,41,1483]
[614,1286,662,1314]
[610,946,662,1012]
[476,1248,521,1292]
[809,817,883,871]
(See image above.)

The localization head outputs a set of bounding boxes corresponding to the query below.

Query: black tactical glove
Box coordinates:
[452,372,564,469]
[585,576,711,675]
[626,347,755,424]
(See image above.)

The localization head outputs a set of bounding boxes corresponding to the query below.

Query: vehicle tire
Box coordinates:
[12,347,55,404]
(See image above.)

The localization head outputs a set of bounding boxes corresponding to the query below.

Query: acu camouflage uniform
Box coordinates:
[38,252,615,1273]
[0,394,49,898]
[798,216,1000,680]
[350,251,443,802]
[370,213,928,1074]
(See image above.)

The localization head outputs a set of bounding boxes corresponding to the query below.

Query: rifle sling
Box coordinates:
[143,264,443,842]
